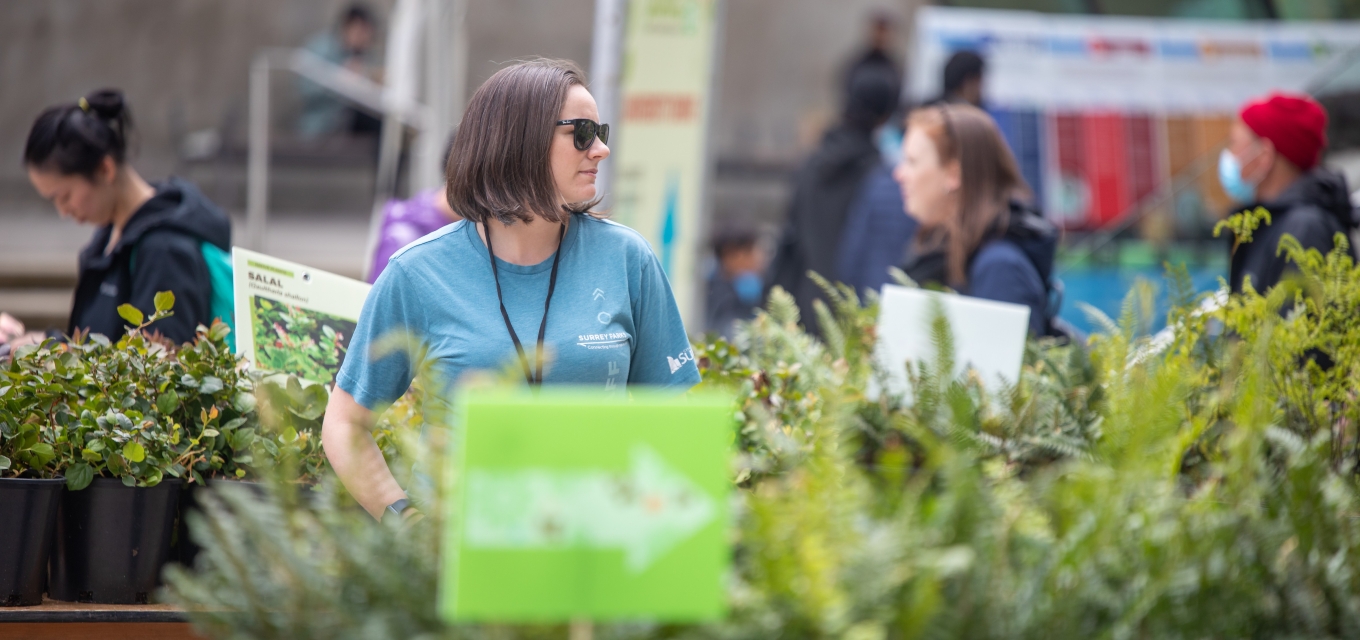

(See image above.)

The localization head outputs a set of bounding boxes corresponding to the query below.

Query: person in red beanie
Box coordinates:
[1219,92,1356,294]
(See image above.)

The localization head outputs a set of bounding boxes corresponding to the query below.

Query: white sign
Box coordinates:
[871,285,1030,401]
[232,248,372,384]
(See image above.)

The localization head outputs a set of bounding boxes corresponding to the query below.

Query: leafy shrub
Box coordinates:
[166,227,1360,639]
[0,293,260,488]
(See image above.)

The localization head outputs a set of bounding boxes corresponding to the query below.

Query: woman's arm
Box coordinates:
[322,387,407,520]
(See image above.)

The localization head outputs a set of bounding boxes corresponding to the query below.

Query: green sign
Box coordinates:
[439,390,731,623]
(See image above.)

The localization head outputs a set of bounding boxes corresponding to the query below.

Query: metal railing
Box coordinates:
[243,47,429,251]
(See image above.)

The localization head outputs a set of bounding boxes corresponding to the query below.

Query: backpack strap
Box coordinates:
[127,233,235,350]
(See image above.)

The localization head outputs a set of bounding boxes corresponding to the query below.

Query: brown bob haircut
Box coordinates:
[445,58,598,225]
[907,103,1029,286]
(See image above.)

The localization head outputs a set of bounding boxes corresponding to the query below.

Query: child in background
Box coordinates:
[704,224,766,339]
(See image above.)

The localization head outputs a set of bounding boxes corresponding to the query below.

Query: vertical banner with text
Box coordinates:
[610,0,719,327]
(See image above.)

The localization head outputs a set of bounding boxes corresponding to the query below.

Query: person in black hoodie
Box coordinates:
[1219,92,1356,293]
[895,103,1063,338]
[24,90,232,344]
[768,65,899,335]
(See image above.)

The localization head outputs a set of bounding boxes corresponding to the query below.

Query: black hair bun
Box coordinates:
[81,89,133,148]
[23,88,136,178]
[83,89,127,120]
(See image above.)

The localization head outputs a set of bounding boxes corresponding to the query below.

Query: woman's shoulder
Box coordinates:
[388,220,469,264]
[969,239,1042,290]
[575,215,656,258]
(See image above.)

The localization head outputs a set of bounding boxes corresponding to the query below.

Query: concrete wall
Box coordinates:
[0,0,918,219]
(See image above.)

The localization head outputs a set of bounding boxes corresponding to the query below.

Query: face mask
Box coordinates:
[1218,148,1258,203]
[732,271,763,305]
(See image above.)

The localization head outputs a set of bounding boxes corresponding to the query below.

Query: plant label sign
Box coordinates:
[871,285,1030,401]
[440,390,731,623]
[231,248,371,385]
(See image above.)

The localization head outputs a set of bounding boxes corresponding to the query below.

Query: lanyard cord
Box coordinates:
[483,219,567,385]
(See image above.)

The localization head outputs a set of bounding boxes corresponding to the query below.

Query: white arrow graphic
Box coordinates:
[592,288,605,301]
[464,446,715,573]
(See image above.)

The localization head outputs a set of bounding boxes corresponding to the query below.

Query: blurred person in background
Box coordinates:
[368,135,463,282]
[768,66,899,335]
[297,4,383,138]
[24,90,233,345]
[896,104,1060,338]
[1219,92,1357,294]
[843,10,902,105]
[0,313,37,353]
[930,50,985,108]
[704,223,766,339]
[835,159,916,298]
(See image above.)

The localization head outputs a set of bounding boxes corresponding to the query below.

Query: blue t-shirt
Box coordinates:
[337,213,701,409]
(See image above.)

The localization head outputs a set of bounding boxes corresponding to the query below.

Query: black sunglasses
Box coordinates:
[556,119,609,151]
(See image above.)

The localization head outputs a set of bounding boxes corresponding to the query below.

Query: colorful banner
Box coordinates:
[232,248,372,385]
[910,7,1360,231]
[610,0,719,325]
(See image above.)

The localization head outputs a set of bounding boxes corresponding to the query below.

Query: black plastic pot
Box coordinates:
[50,477,182,604]
[175,479,265,569]
[0,477,65,606]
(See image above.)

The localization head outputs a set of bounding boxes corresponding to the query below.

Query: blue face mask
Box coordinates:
[732,271,763,305]
[1218,148,1258,203]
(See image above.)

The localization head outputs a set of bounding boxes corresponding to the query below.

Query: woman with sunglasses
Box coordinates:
[322,59,701,522]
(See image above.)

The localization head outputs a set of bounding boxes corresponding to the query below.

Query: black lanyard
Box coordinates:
[483,220,566,386]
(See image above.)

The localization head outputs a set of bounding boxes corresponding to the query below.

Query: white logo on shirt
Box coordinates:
[578,332,630,350]
[592,288,605,301]
[667,347,695,374]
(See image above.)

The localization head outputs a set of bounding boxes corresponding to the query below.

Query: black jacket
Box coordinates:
[768,124,883,334]
[69,177,231,344]
[1230,168,1356,294]
[902,200,1061,337]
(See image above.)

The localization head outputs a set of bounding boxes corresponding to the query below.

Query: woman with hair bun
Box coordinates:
[24,89,232,345]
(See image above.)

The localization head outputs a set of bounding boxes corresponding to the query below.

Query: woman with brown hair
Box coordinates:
[322,59,701,522]
[893,103,1060,337]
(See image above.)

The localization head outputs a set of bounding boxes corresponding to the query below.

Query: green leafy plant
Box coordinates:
[0,292,261,489]
[0,413,57,478]
[166,230,1360,639]
[51,293,211,489]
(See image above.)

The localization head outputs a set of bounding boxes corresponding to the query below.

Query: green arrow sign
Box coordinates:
[440,389,732,623]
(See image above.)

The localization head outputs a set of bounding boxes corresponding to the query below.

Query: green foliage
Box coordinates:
[0,294,259,488]
[167,233,1360,639]
[1214,205,1272,254]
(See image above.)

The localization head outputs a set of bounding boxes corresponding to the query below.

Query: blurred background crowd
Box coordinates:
[2,0,1359,345]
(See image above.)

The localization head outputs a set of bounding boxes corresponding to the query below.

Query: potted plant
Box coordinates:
[46,293,215,604]
[0,355,66,607]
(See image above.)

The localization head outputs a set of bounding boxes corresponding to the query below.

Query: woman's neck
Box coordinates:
[104,167,156,254]
[477,214,567,266]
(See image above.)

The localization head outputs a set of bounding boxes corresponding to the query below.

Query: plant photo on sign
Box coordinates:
[250,297,356,385]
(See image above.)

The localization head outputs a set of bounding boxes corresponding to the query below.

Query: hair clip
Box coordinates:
[78,97,90,112]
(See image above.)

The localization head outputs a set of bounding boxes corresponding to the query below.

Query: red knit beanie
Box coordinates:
[1239,92,1328,171]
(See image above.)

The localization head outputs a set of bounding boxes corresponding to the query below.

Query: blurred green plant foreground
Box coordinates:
[162,217,1360,639]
